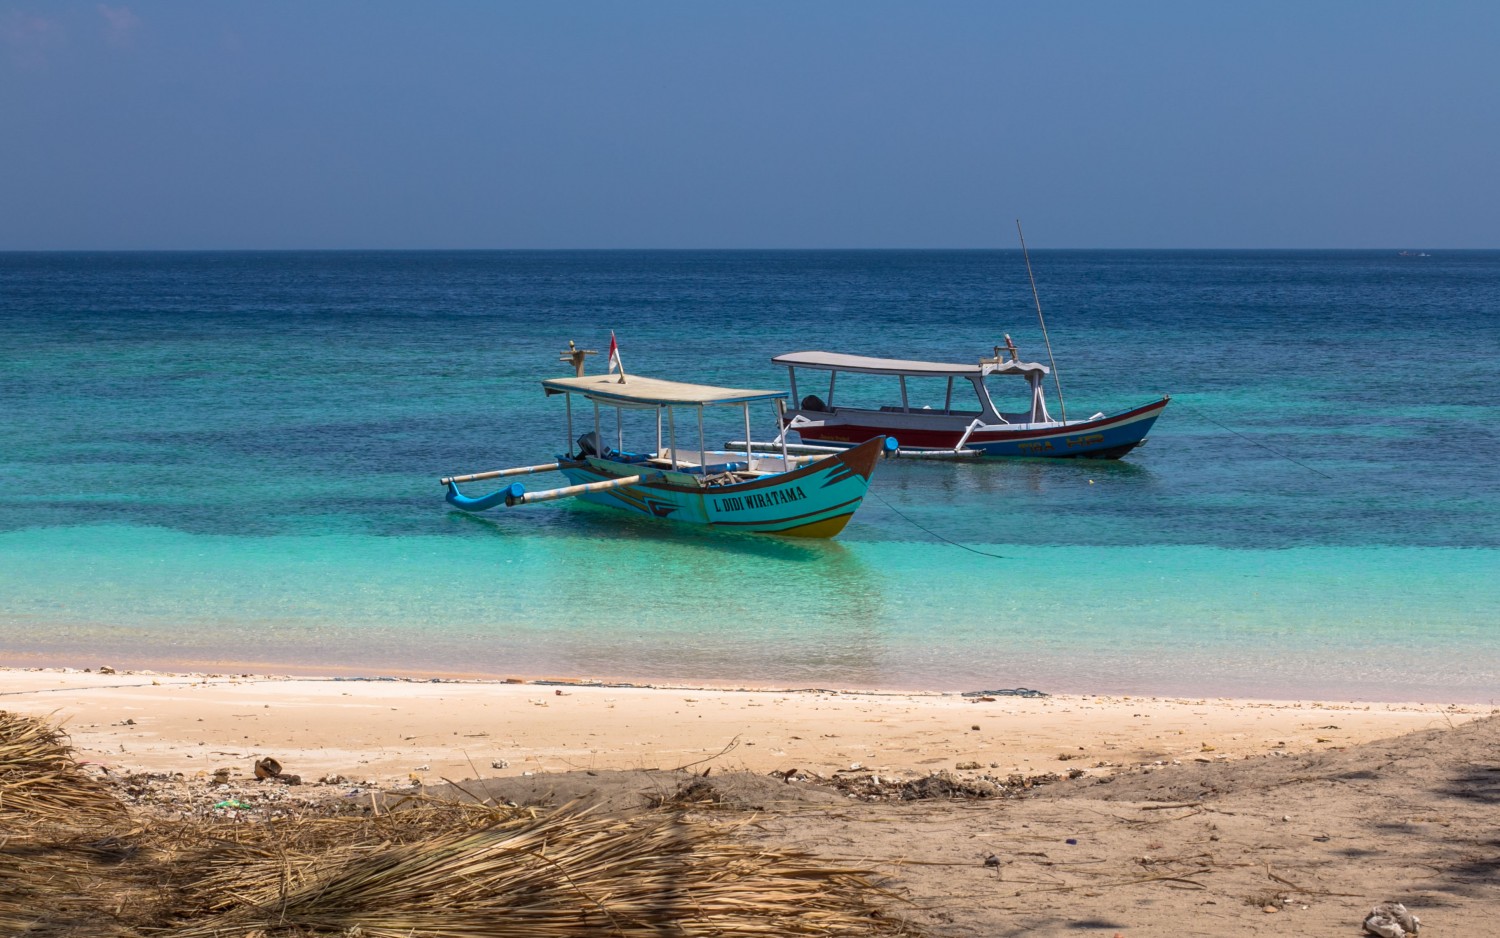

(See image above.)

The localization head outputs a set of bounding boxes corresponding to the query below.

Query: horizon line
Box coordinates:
[0,246,1483,254]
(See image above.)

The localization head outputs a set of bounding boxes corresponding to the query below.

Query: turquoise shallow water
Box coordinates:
[1,526,1494,700]
[2,251,1498,700]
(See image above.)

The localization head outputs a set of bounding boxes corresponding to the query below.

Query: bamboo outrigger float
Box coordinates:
[440,348,894,538]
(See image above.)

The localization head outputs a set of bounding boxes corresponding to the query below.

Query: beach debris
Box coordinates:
[983,853,1001,868]
[955,761,982,770]
[901,771,999,800]
[1363,902,1420,937]
[961,687,1048,698]
[1065,838,1078,845]
[253,756,282,780]
[647,777,727,808]
[490,759,509,769]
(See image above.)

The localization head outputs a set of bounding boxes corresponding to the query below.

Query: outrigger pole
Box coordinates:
[1016,220,1067,424]
[441,461,580,486]
[442,465,665,511]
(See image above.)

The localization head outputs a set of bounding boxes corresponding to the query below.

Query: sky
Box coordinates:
[1,1,1496,249]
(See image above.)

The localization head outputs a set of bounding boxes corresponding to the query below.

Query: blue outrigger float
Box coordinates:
[441,356,893,538]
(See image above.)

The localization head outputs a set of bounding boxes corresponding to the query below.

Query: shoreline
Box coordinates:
[4,649,1494,704]
[4,665,1488,790]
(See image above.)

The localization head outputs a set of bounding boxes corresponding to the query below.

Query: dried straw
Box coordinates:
[0,712,912,937]
[1,710,136,936]
[162,801,899,937]
[0,709,125,824]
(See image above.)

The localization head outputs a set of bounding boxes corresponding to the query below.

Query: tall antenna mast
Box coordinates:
[1016,219,1067,424]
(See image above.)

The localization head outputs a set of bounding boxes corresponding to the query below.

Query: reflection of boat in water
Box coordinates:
[440,349,893,538]
[757,342,1168,460]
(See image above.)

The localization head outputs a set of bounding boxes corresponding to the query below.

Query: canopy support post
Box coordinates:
[944,377,953,414]
[697,406,706,471]
[565,394,574,456]
[900,375,909,412]
[667,406,678,469]
[788,367,799,408]
[616,406,623,454]
[593,402,601,456]
[743,404,753,471]
[775,401,790,467]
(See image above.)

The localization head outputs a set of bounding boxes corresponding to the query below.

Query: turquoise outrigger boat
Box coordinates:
[441,359,893,538]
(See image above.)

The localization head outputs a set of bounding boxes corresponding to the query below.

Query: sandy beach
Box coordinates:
[5,665,1496,935]
[2,667,1482,786]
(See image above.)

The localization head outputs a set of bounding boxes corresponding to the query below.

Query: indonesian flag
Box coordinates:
[607,331,625,379]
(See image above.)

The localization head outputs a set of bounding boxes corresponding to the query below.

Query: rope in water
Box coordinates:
[867,487,1009,560]
[1172,400,1334,480]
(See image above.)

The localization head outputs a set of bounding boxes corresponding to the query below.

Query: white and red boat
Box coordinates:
[766,343,1168,460]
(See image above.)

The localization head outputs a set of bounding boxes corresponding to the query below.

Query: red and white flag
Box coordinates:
[607,331,625,378]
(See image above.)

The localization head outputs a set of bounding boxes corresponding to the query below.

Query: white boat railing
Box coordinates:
[771,414,823,446]
[728,439,983,461]
[953,418,986,453]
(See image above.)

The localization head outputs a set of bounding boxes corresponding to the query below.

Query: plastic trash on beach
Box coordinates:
[1363,902,1420,937]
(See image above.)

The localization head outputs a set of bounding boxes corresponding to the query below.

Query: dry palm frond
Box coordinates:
[0,710,125,824]
[0,713,912,937]
[163,802,899,937]
[0,712,137,937]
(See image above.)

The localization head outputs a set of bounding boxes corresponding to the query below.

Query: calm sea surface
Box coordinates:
[2,250,1497,700]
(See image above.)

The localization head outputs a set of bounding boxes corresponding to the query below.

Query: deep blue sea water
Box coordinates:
[3,250,1497,700]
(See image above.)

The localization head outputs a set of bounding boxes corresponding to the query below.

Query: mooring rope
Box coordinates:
[867,487,1009,560]
[1172,399,1334,480]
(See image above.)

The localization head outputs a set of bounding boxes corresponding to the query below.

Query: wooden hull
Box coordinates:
[559,435,887,537]
[789,397,1169,460]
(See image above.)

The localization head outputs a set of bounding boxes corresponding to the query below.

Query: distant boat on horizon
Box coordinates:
[1398,250,1432,257]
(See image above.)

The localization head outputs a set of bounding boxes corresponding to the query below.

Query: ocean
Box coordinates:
[2,250,1497,701]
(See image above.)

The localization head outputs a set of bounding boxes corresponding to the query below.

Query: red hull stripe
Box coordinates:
[799,398,1167,447]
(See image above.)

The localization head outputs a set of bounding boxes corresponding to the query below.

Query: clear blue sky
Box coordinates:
[2,1,1495,249]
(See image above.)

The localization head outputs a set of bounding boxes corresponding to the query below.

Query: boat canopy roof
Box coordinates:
[542,373,787,407]
[772,350,1049,378]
